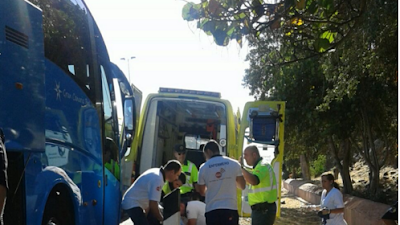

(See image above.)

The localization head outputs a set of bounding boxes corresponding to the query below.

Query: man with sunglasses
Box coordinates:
[174,144,199,200]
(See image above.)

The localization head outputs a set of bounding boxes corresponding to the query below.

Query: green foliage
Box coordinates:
[310,155,326,177]
[182,0,365,64]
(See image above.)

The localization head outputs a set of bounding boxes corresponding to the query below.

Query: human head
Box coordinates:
[199,144,205,151]
[321,172,339,190]
[174,144,186,164]
[179,197,191,216]
[164,160,182,182]
[172,173,186,189]
[243,145,261,166]
[203,140,220,160]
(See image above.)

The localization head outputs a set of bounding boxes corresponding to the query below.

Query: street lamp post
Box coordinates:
[120,56,136,82]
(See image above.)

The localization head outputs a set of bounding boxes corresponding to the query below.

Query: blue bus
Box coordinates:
[0,0,139,224]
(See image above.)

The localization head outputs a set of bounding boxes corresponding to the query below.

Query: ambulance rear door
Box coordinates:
[237,101,286,218]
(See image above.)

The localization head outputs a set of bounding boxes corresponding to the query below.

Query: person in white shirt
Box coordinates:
[196,140,246,225]
[180,198,206,225]
[319,172,348,225]
[121,160,182,225]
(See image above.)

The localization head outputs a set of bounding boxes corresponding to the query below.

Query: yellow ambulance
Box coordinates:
[126,87,285,217]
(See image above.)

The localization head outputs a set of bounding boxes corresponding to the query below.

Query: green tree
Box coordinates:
[182,0,365,65]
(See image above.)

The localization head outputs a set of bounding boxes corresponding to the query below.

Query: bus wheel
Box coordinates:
[42,193,74,225]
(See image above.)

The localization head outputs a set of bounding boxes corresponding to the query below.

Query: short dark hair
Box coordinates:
[178,173,186,184]
[164,160,181,173]
[204,140,220,154]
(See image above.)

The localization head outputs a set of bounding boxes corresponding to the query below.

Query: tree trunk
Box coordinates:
[300,154,311,180]
[327,136,353,194]
[359,107,381,195]
[340,139,353,194]
[369,165,380,194]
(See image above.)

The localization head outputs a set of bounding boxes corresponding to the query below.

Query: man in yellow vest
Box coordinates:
[174,143,199,199]
[241,145,278,225]
[162,173,186,198]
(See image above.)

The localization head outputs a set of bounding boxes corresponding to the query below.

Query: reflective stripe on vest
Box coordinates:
[248,161,278,206]
[180,161,194,194]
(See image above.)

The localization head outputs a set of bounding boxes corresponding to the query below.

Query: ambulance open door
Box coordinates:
[237,101,285,218]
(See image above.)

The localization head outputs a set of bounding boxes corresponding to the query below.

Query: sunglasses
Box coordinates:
[177,152,186,155]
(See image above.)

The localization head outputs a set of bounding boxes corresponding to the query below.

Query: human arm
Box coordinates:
[196,166,206,196]
[196,184,206,196]
[236,176,246,190]
[187,219,197,225]
[241,167,260,185]
[149,200,163,222]
[321,189,345,215]
[321,207,344,215]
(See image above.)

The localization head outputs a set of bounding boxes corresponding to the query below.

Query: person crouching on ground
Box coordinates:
[121,160,182,225]
[180,197,206,225]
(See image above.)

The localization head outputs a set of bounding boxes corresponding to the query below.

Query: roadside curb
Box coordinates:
[283,179,392,225]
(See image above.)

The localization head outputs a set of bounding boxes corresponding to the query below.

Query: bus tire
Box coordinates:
[42,190,75,225]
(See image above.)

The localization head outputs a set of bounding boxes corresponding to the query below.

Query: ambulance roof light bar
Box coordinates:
[159,87,221,98]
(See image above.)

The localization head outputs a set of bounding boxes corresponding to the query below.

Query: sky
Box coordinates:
[85,0,255,112]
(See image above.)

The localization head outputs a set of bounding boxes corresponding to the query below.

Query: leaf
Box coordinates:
[213,29,228,46]
[320,31,336,43]
[244,18,250,28]
[307,1,318,14]
[202,20,216,34]
[241,26,250,35]
[290,17,304,26]
[227,24,236,37]
[182,3,195,21]
[314,38,330,52]
[182,3,201,21]
[236,33,243,47]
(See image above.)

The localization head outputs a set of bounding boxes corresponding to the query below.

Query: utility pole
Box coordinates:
[120,56,136,82]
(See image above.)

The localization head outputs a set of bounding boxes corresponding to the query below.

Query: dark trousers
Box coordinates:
[251,202,276,225]
[125,207,149,225]
[205,209,239,225]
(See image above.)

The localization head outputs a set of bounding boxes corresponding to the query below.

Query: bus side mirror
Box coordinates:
[124,97,135,146]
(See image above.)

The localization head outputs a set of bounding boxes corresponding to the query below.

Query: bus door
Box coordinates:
[237,101,286,218]
[100,61,121,225]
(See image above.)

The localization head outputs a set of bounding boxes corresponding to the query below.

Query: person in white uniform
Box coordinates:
[319,172,348,225]
[180,198,206,225]
[196,140,246,225]
[121,160,182,225]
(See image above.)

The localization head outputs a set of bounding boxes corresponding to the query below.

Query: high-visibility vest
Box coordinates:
[180,160,197,194]
[162,181,172,195]
[248,160,277,206]
[105,159,120,180]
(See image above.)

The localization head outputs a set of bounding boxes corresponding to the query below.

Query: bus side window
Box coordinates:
[30,0,96,101]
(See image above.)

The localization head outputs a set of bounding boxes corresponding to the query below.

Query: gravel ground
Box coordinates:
[239,187,321,225]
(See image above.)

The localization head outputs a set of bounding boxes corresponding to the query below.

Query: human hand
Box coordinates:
[320,208,330,215]
[239,156,243,166]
